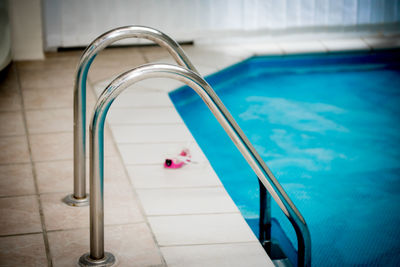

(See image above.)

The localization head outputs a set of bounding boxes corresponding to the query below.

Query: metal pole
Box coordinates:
[79,64,311,267]
[64,25,198,207]
[259,179,272,255]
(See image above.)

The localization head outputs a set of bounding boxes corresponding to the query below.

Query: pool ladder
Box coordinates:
[66,25,311,267]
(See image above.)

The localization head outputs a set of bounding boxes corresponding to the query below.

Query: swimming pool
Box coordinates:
[169,50,400,266]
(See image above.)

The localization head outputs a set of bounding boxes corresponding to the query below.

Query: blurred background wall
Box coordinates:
[5,0,400,60]
[42,0,400,49]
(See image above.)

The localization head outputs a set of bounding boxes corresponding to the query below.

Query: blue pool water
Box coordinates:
[169,50,400,266]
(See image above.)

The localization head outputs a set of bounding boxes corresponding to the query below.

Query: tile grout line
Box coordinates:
[158,240,258,248]
[45,220,148,234]
[146,211,240,218]
[12,154,116,165]
[28,130,74,136]
[0,133,26,138]
[23,106,74,111]
[115,141,195,145]
[111,122,184,126]
[108,106,179,110]
[135,185,223,190]
[0,231,45,238]
[0,193,39,199]
[14,63,53,267]
[141,49,150,64]
[318,39,330,53]
[0,161,33,167]
[110,122,184,126]
[0,110,24,114]
[87,70,168,266]
[31,184,224,197]
[275,43,287,55]
[24,106,76,111]
[360,37,373,50]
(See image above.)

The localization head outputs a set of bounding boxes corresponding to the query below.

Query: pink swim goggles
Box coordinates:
[164,149,191,169]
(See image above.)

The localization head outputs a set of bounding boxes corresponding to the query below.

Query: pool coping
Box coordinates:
[92,35,399,266]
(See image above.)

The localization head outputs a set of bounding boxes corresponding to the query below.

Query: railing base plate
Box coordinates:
[63,194,89,207]
[78,252,115,267]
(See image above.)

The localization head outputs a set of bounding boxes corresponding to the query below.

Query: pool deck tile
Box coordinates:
[126,163,222,189]
[112,124,192,144]
[18,68,75,91]
[321,38,371,52]
[0,234,48,267]
[280,40,327,54]
[0,111,25,137]
[187,44,252,58]
[47,223,163,267]
[362,36,400,50]
[0,86,22,111]
[132,77,185,93]
[25,108,72,134]
[107,106,183,125]
[41,191,144,231]
[0,136,30,164]
[34,156,133,194]
[0,195,42,236]
[196,64,221,76]
[183,49,246,71]
[0,163,35,197]
[28,132,74,162]
[241,42,284,55]
[35,160,78,194]
[22,86,75,110]
[161,242,273,267]
[136,187,239,216]
[148,213,258,246]
[154,57,220,77]
[113,90,174,108]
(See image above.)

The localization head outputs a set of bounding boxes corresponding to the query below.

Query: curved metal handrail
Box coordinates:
[67,25,199,206]
[81,63,311,267]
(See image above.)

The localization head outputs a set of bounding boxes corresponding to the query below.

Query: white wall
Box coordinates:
[8,0,44,60]
[9,0,400,54]
[43,0,400,50]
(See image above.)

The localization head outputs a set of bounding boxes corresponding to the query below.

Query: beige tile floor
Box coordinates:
[0,34,399,266]
[0,48,166,266]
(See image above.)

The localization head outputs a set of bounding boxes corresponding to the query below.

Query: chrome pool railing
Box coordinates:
[79,63,311,267]
[64,25,198,207]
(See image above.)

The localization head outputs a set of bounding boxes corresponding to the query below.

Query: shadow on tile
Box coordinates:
[48,223,163,267]
[0,136,30,164]
[0,234,47,267]
[0,164,35,197]
[41,190,144,231]
[0,195,42,236]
